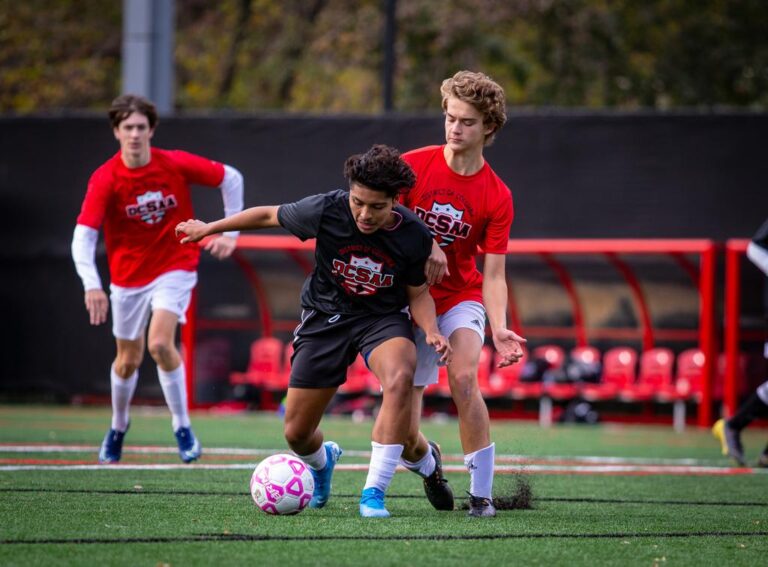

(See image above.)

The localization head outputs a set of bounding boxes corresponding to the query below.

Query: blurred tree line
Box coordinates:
[1,0,767,112]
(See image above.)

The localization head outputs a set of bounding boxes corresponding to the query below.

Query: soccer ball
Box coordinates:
[250,453,314,515]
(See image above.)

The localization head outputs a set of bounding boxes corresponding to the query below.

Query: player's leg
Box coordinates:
[400,329,454,510]
[715,380,768,466]
[283,386,341,508]
[147,271,200,462]
[285,310,348,508]
[98,282,152,463]
[448,327,496,517]
[360,335,416,517]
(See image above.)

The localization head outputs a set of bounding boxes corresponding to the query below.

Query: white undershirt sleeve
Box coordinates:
[71,224,103,291]
[220,164,244,239]
[747,241,768,277]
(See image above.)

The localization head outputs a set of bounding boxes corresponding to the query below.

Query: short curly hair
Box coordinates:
[109,94,158,130]
[441,70,507,146]
[343,144,416,198]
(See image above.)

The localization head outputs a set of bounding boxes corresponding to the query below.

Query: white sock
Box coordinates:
[364,442,404,493]
[158,363,191,431]
[401,447,436,478]
[464,442,495,499]
[299,444,328,471]
[111,366,138,432]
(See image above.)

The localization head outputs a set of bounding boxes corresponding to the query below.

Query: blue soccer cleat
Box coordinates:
[359,487,390,518]
[175,427,202,463]
[309,441,342,508]
[98,425,128,464]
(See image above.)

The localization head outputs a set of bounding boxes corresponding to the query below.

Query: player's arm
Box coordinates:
[407,283,452,364]
[482,253,526,367]
[71,224,108,326]
[425,239,449,285]
[175,205,281,243]
[205,164,245,260]
[747,241,768,277]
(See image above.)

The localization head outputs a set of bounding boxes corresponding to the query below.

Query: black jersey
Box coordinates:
[277,189,431,315]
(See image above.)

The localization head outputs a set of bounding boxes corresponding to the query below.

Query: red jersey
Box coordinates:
[76,148,225,287]
[401,145,514,314]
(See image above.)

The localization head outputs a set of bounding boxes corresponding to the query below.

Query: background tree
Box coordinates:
[1,0,766,112]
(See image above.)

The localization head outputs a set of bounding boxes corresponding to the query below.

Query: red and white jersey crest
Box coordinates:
[125,190,179,225]
[332,254,394,296]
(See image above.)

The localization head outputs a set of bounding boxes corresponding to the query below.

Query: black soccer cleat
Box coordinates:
[422,440,454,511]
[711,418,746,467]
[467,492,497,518]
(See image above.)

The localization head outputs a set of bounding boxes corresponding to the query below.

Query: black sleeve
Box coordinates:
[277,193,326,241]
[403,228,431,287]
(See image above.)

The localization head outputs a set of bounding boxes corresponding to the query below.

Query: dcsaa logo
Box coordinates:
[331,254,394,296]
[125,190,178,225]
[414,201,471,246]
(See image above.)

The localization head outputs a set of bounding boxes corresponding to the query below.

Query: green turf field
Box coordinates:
[1,405,767,566]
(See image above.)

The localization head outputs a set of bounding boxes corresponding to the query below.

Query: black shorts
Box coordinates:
[289,309,414,389]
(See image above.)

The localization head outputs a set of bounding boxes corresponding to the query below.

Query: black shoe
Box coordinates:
[423,441,454,511]
[467,492,496,517]
[757,452,768,468]
[712,419,746,467]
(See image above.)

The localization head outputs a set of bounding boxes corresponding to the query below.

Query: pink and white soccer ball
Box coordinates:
[250,454,314,515]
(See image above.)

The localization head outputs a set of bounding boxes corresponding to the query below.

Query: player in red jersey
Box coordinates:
[71,94,244,464]
[398,71,526,517]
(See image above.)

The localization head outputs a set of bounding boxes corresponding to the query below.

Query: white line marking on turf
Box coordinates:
[0,444,725,467]
[0,463,765,474]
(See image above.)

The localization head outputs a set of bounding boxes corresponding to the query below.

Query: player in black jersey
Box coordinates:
[176,145,452,517]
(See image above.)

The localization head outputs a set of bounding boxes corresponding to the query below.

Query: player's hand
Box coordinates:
[175,219,209,244]
[84,289,108,326]
[492,328,526,368]
[425,241,449,285]
[426,332,452,364]
[205,235,237,260]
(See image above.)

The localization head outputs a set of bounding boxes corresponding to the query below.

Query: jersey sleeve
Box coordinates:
[403,225,431,287]
[75,167,112,229]
[277,193,327,241]
[481,184,514,254]
[169,150,225,187]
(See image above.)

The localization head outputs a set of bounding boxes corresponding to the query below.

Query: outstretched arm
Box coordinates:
[482,253,526,367]
[424,239,450,285]
[407,283,452,364]
[175,205,281,244]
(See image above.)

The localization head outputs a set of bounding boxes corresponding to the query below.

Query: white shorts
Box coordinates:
[110,270,197,340]
[413,300,486,387]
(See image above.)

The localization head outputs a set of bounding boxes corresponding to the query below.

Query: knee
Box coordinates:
[114,356,141,378]
[283,421,310,450]
[449,369,478,402]
[381,368,413,400]
[147,340,174,365]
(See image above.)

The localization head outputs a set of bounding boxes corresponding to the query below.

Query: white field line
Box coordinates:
[0,443,762,474]
[0,444,722,466]
[0,463,764,475]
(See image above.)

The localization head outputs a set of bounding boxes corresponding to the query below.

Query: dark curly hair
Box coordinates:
[343,144,416,198]
[109,94,158,130]
[441,70,507,146]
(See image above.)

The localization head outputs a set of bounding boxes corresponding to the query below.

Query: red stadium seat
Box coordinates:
[582,346,638,402]
[229,336,285,388]
[535,344,578,401]
[570,346,601,366]
[621,347,675,402]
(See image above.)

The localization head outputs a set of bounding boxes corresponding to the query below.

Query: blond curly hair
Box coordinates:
[440,71,507,146]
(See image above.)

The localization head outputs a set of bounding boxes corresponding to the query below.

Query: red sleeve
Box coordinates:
[167,150,225,187]
[76,166,112,229]
[400,152,417,208]
[481,182,514,254]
